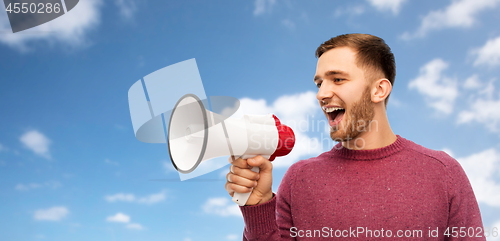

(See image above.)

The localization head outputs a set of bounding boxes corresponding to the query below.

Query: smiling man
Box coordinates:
[226,34,485,240]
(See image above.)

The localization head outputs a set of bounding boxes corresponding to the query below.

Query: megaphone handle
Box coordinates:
[232,166,260,206]
[232,155,269,206]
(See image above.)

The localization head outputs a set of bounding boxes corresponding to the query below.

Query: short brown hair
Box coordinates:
[316,33,396,106]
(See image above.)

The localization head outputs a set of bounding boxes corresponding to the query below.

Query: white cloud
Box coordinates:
[104,159,119,166]
[457,76,499,132]
[232,91,324,167]
[137,190,166,204]
[105,190,166,204]
[226,234,239,240]
[366,0,407,15]
[281,19,295,30]
[457,95,500,132]
[34,206,69,221]
[0,0,103,51]
[334,5,365,18]
[456,148,500,207]
[115,0,137,20]
[106,212,130,223]
[408,59,458,114]
[126,223,144,230]
[15,181,61,191]
[19,130,52,159]
[106,213,145,230]
[401,0,500,39]
[479,80,496,99]
[202,197,241,217]
[105,193,136,202]
[253,0,276,16]
[471,35,500,67]
[463,75,482,89]
[35,234,46,239]
[273,92,328,126]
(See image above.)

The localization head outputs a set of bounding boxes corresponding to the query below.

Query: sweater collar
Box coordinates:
[330,135,406,160]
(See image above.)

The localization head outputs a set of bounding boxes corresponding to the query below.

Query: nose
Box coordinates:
[316,81,334,103]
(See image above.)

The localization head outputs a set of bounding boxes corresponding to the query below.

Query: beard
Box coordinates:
[330,86,375,142]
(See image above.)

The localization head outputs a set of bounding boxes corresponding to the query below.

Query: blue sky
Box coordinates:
[1,0,500,240]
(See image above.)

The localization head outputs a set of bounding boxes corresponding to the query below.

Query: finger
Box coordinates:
[231,165,260,181]
[225,182,234,197]
[231,157,250,169]
[228,182,253,193]
[227,172,257,188]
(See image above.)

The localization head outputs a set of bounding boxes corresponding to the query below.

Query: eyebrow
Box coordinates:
[314,70,350,81]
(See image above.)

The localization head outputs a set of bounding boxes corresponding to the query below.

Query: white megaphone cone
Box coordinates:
[168,94,295,206]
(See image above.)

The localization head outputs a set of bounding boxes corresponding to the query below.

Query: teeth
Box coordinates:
[323,106,344,113]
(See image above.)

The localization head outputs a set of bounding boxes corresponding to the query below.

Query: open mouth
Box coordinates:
[323,106,345,127]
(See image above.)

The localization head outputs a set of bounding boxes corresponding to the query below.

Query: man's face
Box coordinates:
[314,47,375,142]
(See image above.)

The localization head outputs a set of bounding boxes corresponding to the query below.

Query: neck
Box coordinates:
[341,107,396,150]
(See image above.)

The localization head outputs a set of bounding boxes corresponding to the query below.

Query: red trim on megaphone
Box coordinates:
[269,115,295,161]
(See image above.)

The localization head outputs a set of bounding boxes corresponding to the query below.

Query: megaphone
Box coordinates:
[168,94,295,206]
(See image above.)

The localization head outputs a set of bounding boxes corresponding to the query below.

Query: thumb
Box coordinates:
[247,155,273,173]
[246,155,273,204]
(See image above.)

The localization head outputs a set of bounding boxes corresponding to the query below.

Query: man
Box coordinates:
[225,34,485,240]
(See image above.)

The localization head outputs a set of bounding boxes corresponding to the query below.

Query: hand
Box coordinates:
[225,155,273,206]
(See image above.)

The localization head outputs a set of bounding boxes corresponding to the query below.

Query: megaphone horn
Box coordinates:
[168,94,295,205]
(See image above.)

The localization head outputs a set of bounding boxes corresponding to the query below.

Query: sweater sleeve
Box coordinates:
[239,162,299,241]
[240,195,280,241]
[445,155,486,241]
[275,162,296,240]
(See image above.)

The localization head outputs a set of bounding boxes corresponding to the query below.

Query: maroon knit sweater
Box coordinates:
[240,136,485,240]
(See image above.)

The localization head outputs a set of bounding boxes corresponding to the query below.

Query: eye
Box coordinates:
[315,80,322,88]
[333,78,344,83]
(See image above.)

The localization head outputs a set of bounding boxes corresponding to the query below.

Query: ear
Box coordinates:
[371,78,392,104]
